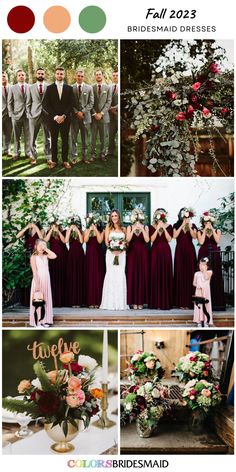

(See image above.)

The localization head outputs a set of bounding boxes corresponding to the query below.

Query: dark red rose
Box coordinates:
[63,362,84,374]
[206,99,214,109]
[189,389,197,396]
[37,391,61,415]
[203,211,209,216]
[30,391,37,402]
[204,361,211,368]
[189,356,197,362]
[192,82,201,91]
[209,63,221,74]
[129,385,139,393]
[191,94,198,103]
[189,211,194,218]
[161,213,165,219]
[176,112,186,121]
[221,107,230,115]
[136,395,146,407]
[186,105,194,119]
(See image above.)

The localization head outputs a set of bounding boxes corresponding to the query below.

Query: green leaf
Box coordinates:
[33,362,54,392]
[62,420,68,437]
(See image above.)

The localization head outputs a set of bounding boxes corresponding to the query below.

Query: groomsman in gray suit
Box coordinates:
[71,69,94,164]
[2,72,12,156]
[7,69,31,160]
[91,70,112,161]
[106,70,118,158]
[26,68,51,164]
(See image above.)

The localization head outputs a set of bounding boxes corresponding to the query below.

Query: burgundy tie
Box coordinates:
[98,84,101,95]
[4,85,7,97]
[21,84,24,95]
[113,84,117,94]
[78,85,82,95]
[39,83,43,95]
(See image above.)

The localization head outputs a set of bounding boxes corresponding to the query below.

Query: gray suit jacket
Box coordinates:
[2,85,11,118]
[72,83,94,124]
[92,83,112,123]
[8,83,29,120]
[110,84,118,109]
[26,82,48,119]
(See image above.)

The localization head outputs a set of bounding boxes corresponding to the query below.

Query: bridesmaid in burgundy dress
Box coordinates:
[84,216,105,308]
[173,207,197,309]
[197,211,225,311]
[65,218,84,307]
[126,209,149,309]
[16,221,44,306]
[149,208,173,310]
[45,223,68,307]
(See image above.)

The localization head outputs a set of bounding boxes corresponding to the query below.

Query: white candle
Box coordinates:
[102,330,108,383]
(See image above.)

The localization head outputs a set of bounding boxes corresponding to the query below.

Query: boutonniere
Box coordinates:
[83,92,87,95]
[103,90,107,94]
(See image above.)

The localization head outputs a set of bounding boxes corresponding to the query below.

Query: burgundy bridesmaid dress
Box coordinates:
[173,224,197,308]
[49,235,68,307]
[126,232,149,306]
[21,232,38,307]
[84,236,105,307]
[66,237,84,307]
[198,233,225,311]
[149,225,173,310]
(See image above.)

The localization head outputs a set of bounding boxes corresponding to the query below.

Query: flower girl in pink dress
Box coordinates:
[193,257,213,328]
[30,239,57,327]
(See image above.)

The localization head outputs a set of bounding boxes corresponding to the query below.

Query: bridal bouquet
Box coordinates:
[182,379,222,412]
[108,234,126,265]
[128,350,164,384]
[2,353,103,437]
[176,351,213,382]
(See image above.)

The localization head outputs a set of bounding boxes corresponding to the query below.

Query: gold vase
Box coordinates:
[44,421,80,453]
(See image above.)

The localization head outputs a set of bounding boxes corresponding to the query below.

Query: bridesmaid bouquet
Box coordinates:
[153,209,168,234]
[175,351,213,382]
[108,234,126,265]
[2,353,103,437]
[180,207,195,232]
[182,379,222,412]
[200,211,216,235]
[128,350,164,384]
[85,213,103,229]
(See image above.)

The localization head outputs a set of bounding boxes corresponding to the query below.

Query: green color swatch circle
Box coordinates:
[79,6,106,33]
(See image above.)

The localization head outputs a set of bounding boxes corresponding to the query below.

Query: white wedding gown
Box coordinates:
[100,232,129,310]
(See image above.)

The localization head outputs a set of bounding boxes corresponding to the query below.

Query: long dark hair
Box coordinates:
[108,209,122,230]
[174,207,186,230]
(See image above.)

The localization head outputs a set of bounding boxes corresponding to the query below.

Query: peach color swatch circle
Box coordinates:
[43,6,71,33]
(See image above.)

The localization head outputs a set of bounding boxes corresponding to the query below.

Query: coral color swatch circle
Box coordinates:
[43,6,71,33]
[7,6,35,33]
[79,6,106,33]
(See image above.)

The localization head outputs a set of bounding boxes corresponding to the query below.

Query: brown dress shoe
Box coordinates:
[63,161,71,169]
[48,160,57,169]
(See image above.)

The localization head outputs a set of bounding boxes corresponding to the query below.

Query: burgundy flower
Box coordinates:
[189,389,197,396]
[204,361,211,368]
[150,124,160,132]
[136,395,146,407]
[176,112,186,121]
[209,63,221,74]
[189,356,197,362]
[129,385,139,393]
[191,94,198,103]
[186,105,194,119]
[37,391,61,415]
[165,90,177,100]
[30,391,37,402]
[63,362,84,374]
[161,213,166,219]
[221,107,230,115]
[203,211,209,216]
[206,99,214,109]
[191,82,201,91]
[189,211,194,218]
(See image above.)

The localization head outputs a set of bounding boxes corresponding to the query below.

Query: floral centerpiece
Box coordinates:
[182,379,222,433]
[175,351,213,382]
[2,353,103,452]
[108,233,126,265]
[128,351,164,384]
[121,381,170,437]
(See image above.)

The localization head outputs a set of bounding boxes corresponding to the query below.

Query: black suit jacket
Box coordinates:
[43,83,74,121]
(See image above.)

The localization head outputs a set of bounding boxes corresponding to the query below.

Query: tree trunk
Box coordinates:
[28,44,34,83]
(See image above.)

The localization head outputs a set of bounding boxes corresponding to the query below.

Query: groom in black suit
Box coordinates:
[43,67,73,169]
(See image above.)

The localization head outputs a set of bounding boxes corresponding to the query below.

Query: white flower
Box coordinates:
[144,382,153,392]
[203,215,209,222]
[185,379,197,388]
[152,388,161,398]
[131,354,141,362]
[156,214,161,220]
[137,386,145,396]
[185,211,189,217]
[78,355,98,371]
[31,378,42,389]
[125,402,133,412]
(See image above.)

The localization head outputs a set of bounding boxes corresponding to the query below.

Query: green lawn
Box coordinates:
[2,129,118,177]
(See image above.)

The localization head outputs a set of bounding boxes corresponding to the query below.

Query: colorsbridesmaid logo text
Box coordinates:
[67,459,169,468]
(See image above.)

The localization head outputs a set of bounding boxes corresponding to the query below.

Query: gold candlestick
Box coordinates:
[93,383,116,429]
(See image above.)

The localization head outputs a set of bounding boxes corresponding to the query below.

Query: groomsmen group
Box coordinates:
[2,67,118,170]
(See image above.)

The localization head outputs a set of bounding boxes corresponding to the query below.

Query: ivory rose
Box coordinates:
[59,351,75,364]
[17,379,31,393]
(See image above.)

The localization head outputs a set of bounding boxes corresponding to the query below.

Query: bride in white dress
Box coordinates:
[100,210,129,310]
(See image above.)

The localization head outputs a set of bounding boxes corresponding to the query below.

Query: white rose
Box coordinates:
[137,386,145,396]
[78,355,98,371]
[152,388,161,398]
[156,214,161,220]
[125,402,133,412]
[144,382,153,392]
[203,216,208,222]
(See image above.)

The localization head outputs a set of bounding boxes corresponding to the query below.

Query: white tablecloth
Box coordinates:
[6,396,118,455]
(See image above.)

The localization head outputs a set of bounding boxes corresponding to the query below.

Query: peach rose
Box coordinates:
[90,388,104,399]
[202,370,209,377]
[202,389,211,397]
[47,370,65,385]
[68,376,81,392]
[76,389,86,405]
[66,395,80,408]
[145,360,155,369]
[59,351,75,364]
[17,379,31,393]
